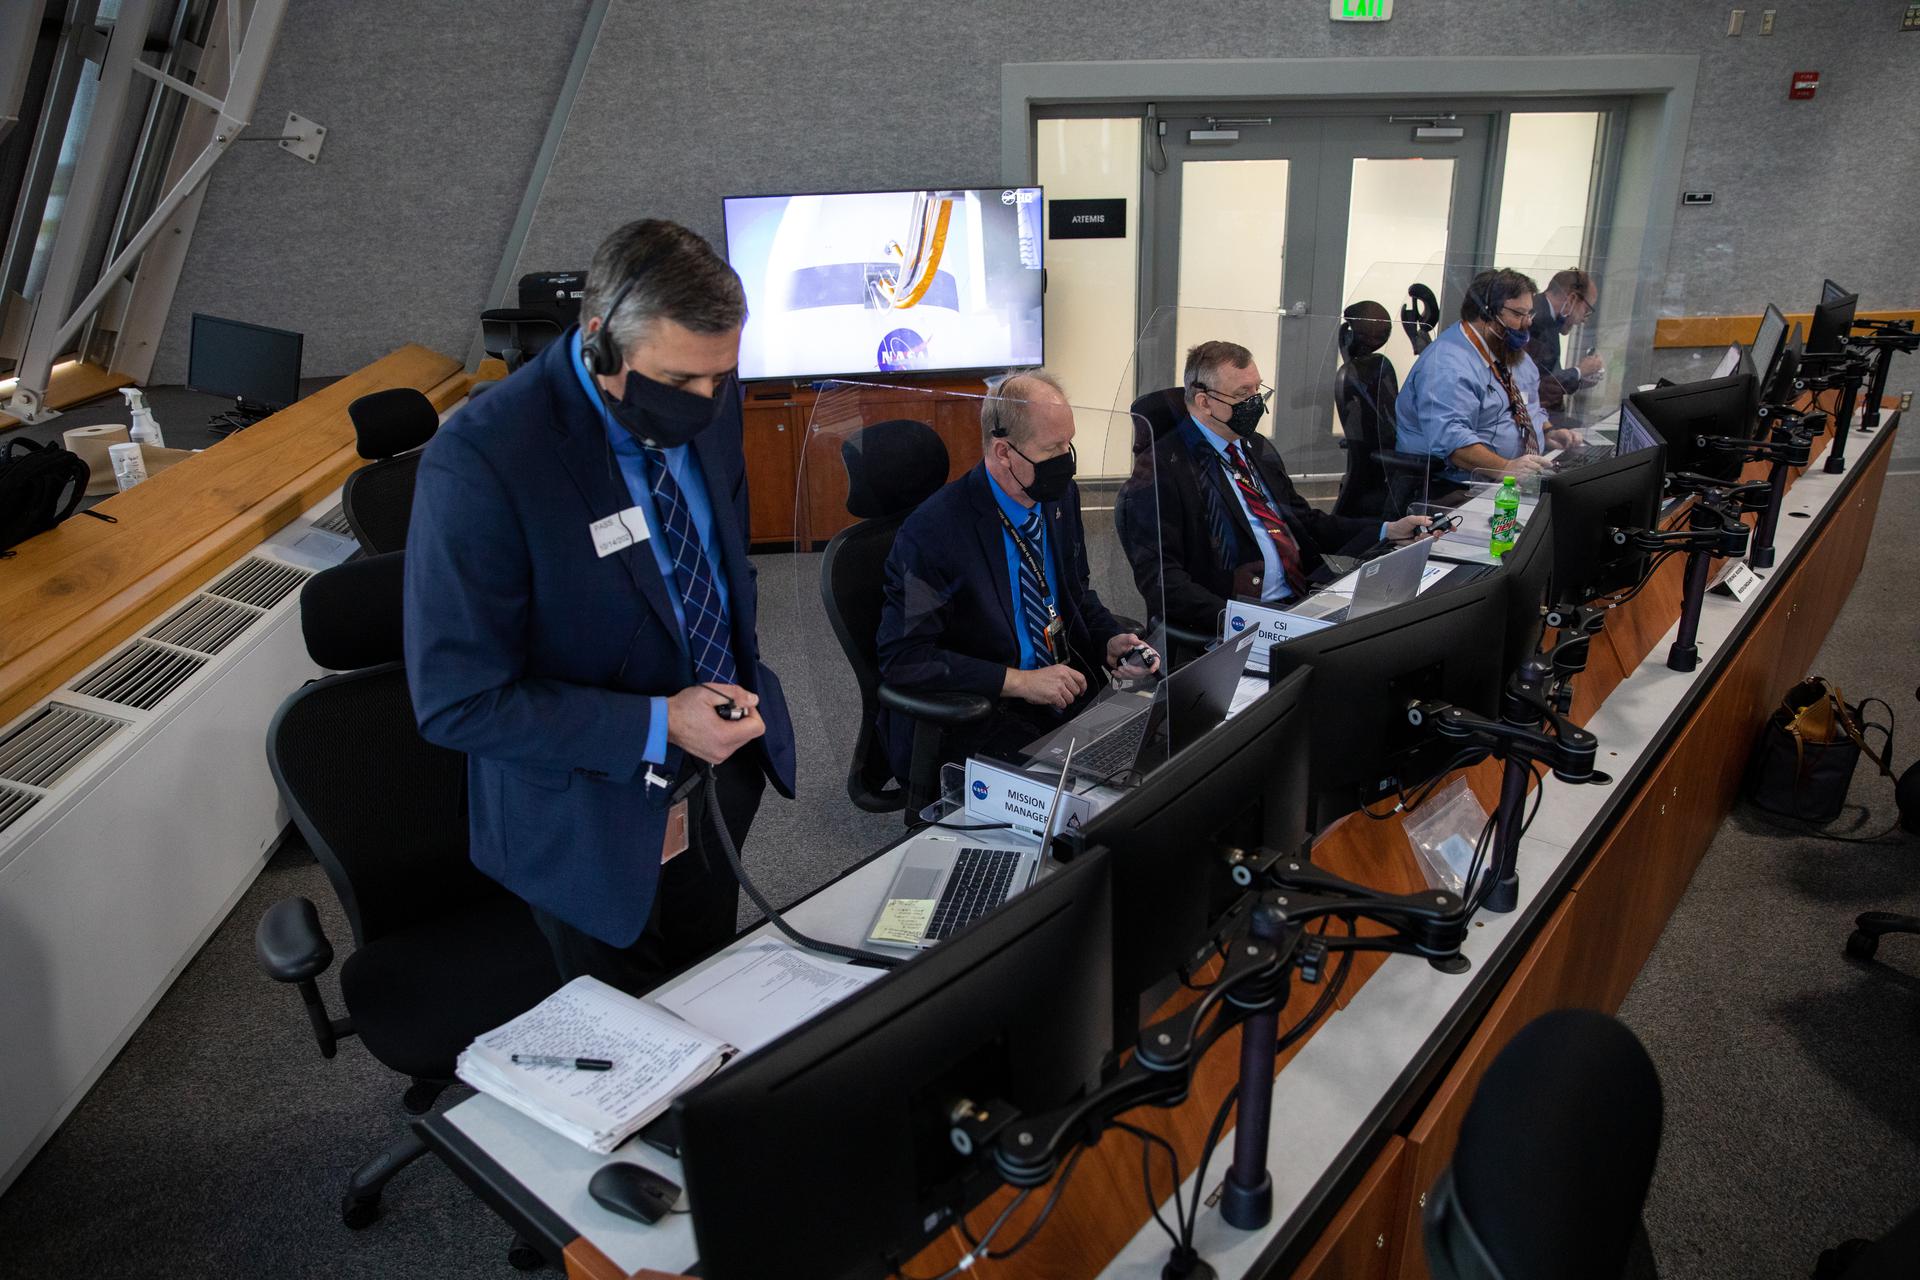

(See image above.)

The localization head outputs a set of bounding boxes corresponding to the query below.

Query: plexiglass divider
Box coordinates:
[778,378,1168,877]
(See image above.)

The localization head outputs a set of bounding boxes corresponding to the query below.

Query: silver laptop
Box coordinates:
[864,743,1076,950]
[1287,537,1434,623]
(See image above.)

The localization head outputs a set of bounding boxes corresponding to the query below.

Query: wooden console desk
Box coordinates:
[423,406,1897,1280]
[0,345,465,729]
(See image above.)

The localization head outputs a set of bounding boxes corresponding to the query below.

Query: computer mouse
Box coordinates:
[588,1161,681,1225]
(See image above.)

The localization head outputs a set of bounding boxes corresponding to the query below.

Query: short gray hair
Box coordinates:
[981,367,1067,449]
[1183,340,1254,403]
[582,220,746,355]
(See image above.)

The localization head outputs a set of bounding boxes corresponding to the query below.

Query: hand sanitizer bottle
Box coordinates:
[122,387,165,448]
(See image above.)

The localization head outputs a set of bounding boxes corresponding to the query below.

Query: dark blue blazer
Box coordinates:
[403,333,795,947]
[874,464,1121,780]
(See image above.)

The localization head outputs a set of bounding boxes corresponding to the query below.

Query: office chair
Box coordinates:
[819,419,991,819]
[1424,1008,1663,1280]
[254,551,560,1238]
[1847,913,1920,961]
[1118,385,1216,663]
[1333,301,1401,520]
[343,388,440,553]
[479,308,564,372]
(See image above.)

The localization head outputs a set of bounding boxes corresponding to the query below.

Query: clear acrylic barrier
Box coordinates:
[778,378,1167,875]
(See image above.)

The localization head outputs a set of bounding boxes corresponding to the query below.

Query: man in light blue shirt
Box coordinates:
[1397,269,1570,486]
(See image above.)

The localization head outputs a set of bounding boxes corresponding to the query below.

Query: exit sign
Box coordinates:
[1332,0,1393,19]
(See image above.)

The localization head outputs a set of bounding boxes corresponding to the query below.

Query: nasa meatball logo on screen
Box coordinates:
[1229,613,1248,633]
[971,779,991,801]
[877,328,929,372]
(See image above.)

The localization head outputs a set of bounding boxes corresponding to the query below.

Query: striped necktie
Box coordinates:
[1224,441,1309,597]
[641,449,737,685]
[1014,509,1055,667]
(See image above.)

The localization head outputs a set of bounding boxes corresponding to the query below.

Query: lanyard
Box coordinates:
[1464,325,1539,451]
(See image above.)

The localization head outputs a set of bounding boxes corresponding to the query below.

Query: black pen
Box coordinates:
[512,1053,614,1071]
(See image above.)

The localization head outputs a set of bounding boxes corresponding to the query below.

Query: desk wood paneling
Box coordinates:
[0,345,462,728]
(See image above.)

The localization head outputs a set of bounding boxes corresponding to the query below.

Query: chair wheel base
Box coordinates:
[507,1237,545,1270]
[341,1193,381,1230]
[1846,929,1879,961]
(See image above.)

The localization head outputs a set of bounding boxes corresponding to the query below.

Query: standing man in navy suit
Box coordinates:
[875,369,1158,781]
[405,220,795,994]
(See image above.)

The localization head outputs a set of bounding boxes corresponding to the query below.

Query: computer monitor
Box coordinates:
[1764,323,1805,406]
[1750,304,1788,400]
[1077,666,1313,1049]
[1626,374,1754,482]
[722,185,1045,380]
[516,270,584,327]
[186,314,303,416]
[1497,492,1556,673]
[1540,442,1667,610]
[1710,342,1742,381]
[1266,574,1510,834]
[673,851,1113,1280]
[1807,283,1858,355]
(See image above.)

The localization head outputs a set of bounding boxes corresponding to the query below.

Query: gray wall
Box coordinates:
[163,1,1919,393]
[151,0,593,384]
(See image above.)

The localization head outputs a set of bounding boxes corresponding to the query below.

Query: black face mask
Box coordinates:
[1008,441,1076,504]
[1221,393,1268,439]
[603,369,733,449]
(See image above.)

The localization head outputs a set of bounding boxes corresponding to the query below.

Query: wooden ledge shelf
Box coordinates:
[0,344,464,728]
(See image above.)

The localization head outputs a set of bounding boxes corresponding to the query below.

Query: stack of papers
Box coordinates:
[457,976,731,1154]
[459,942,885,1152]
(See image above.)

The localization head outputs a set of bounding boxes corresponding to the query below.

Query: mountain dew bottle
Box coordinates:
[1489,476,1521,560]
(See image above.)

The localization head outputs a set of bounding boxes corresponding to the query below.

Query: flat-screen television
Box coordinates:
[722,186,1044,382]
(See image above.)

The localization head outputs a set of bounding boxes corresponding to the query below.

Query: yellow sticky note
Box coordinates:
[872,899,934,944]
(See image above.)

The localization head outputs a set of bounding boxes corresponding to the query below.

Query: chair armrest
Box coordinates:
[879,683,994,726]
[255,896,334,984]
[1165,621,1214,652]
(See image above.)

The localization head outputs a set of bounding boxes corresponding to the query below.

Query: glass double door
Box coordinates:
[1146,112,1492,479]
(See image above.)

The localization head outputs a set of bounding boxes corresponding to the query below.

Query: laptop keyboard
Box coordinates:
[1072,710,1150,780]
[926,848,1024,941]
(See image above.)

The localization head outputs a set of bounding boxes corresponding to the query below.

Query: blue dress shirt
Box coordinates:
[1395,323,1548,484]
[986,469,1063,670]
[569,332,732,764]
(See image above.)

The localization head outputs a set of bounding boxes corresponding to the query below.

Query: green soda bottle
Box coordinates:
[1489,476,1521,560]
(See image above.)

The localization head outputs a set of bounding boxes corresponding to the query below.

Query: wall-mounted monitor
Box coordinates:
[723,186,1044,382]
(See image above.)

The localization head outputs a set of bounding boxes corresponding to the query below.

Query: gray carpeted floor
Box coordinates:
[1621,468,1920,1278]
[1,454,1915,1276]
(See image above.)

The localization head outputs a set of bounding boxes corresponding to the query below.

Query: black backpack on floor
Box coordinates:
[0,436,94,556]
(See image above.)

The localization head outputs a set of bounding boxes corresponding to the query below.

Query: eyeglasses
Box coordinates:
[1497,303,1532,323]
[1199,381,1274,407]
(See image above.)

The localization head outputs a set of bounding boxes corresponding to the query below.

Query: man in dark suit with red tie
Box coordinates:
[1122,340,1432,637]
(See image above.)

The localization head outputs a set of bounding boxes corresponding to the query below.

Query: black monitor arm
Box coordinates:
[1612,486,1752,672]
[1707,414,1818,568]
[1846,323,1917,435]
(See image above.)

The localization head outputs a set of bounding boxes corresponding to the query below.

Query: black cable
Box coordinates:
[891,1188,1033,1280]
[956,1143,1090,1261]
[699,762,902,969]
[1178,1088,1238,1252]
[1113,1121,1187,1245]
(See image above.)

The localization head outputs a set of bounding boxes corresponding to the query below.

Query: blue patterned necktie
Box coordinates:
[642,449,737,685]
[1191,436,1239,571]
[1014,509,1055,667]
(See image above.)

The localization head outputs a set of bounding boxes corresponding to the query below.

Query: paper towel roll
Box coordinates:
[63,423,131,497]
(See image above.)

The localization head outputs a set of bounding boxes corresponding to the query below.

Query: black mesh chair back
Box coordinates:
[1424,1009,1664,1280]
[480,309,564,372]
[1128,386,1188,454]
[348,387,439,460]
[820,419,949,811]
[342,453,424,554]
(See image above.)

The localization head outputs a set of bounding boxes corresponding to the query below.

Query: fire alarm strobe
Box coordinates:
[1789,70,1820,101]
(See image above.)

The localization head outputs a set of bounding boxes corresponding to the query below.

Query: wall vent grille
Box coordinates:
[310,505,355,537]
[0,781,41,835]
[145,595,262,656]
[207,557,311,610]
[0,704,127,789]
[70,642,208,710]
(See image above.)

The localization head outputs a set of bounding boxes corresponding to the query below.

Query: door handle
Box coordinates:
[1287,301,1309,317]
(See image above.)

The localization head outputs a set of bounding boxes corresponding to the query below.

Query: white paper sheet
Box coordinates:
[651,940,885,1055]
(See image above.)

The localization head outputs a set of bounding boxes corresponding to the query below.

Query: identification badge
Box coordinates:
[589,507,650,558]
[1042,613,1065,657]
[661,799,689,863]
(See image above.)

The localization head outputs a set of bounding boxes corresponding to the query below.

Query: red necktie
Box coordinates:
[1224,441,1309,597]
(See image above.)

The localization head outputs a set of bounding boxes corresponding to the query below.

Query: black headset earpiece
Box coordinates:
[581,244,674,377]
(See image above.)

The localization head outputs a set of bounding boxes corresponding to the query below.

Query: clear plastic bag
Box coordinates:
[1402,776,1490,896]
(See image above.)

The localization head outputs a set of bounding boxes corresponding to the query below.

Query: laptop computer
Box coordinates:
[1286,537,1434,624]
[1020,629,1259,784]
[864,742,1077,950]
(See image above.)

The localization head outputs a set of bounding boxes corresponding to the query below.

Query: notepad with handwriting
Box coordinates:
[456,976,731,1154]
